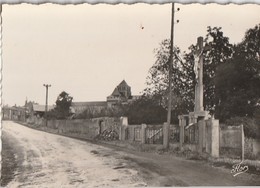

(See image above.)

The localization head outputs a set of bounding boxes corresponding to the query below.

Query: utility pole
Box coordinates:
[164,3,179,149]
[0,3,3,181]
[43,84,51,121]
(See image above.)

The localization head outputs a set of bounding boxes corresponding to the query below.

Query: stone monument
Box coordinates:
[178,37,210,152]
[178,37,219,157]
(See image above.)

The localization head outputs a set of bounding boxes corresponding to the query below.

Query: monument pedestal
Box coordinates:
[205,119,220,157]
[178,111,210,151]
[178,36,219,157]
[190,111,210,152]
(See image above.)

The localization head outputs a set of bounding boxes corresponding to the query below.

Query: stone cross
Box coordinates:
[194,37,204,112]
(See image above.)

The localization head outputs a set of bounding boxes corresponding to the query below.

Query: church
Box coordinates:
[106,80,132,107]
[71,80,141,114]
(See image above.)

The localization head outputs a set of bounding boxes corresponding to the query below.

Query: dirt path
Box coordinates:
[2,121,260,187]
[2,121,146,187]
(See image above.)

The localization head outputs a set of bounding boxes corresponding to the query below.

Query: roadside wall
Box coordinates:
[53,119,99,139]
[220,126,242,149]
[219,125,259,159]
[244,137,260,159]
[219,125,243,158]
[26,116,121,140]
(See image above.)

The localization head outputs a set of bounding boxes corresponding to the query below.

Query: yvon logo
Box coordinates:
[231,161,249,177]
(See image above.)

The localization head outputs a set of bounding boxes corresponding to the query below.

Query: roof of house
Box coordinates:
[71,101,107,107]
[33,104,55,112]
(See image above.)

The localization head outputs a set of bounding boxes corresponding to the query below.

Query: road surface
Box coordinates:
[2,121,260,187]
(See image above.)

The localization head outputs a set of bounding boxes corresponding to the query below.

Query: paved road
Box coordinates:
[2,121,260,187]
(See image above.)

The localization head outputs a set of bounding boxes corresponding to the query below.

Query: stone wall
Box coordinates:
[219,125,243,158]
[26,116,121,140]
[220,126,242,149]
[245,137,260,159]
[54,119,99,139]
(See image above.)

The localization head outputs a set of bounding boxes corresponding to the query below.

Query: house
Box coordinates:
[32,104,55,117]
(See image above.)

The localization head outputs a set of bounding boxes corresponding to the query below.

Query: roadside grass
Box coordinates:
[208,157,260,175]
[153,146,260,176]
[172,148,260,175]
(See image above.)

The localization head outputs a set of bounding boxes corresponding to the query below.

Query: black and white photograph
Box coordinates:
[1,1,260,187]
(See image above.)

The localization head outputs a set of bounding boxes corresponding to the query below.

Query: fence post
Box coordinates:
[163,122,168,148]
[205,120,210,154]
[241,124,245,161]
[141,124,147,144]
[211,119,219,158]
[119,126,127,141]
[198,120,206,153]
[119,126,122,140]
[178,116,186,149]
[130,126,135,142]
[119,117,128,141]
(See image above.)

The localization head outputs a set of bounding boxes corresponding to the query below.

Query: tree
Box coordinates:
[214,57,260,120]
[214,24,260,120]
[52,91,73,119]
[203,26,234,113]
[124,96,167,125]
[144,24,260,125]
[240,23,260,61]
[144,39,194,123]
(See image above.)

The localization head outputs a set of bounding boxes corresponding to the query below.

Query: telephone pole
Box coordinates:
[0,3,3,180]
[43,84,51,118]
[164,3,179,149]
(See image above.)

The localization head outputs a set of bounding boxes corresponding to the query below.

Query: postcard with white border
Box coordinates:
[1,1,260,187]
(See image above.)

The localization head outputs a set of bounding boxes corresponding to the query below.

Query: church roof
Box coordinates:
[111,87,122,97]
[118,79,129,87]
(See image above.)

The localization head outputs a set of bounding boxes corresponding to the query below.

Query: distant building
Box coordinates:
[107,80,132,107]
[21,80,142,118]
[32,104,55,117]
[70,80,141,115]
[2,105,27,122]
[71,101,107,115]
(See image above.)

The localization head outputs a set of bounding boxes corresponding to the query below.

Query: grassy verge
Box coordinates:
[160,147,260,175]
[208,157,260,175]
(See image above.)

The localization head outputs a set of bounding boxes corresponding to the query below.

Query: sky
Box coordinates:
[2,3,260,106]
